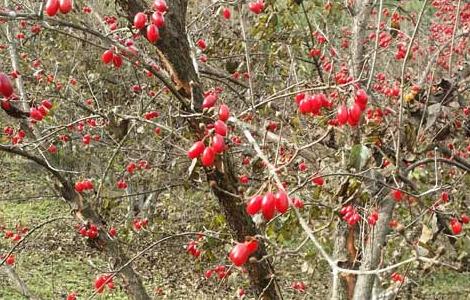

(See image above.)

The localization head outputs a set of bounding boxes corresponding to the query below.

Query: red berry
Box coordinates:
[47,144,57,154]
[133,12,147,29]
[202,94,217,109]
[337,104,349,125]
[146,24,160,43]
[212,134,225,153]
[0,73,14,98]
[201,147,216,167]
[112,54,123,68]
[312,176,325,186]
[293,197,304,209]
[45,0,60,16]
[222,7,231,19]
[440,191,449,203]
[347,103,362,126]
[248,1,265,14]
[214,120,227,136]
[187,141,205,159]
[196,39,207,50]
[151,11,165,28]
[59,0,73,14]
[275,191,289,214]
[153,0,168,13]
[246,195,262,215]
[218,104,230,122]
[101,50,113,64]
[261,192,276,220]
[116,179,128,190]
[461,214,470,224]
[354,89,368,111]
[451,219,462,235]
[229,243,249,266]
[41,99,53,109]
[66,292,77,300]
[299,99,311,114]
[391,189,402,202]
[5,255,15,265]
[108,227,117,238]
[245,239,258,255]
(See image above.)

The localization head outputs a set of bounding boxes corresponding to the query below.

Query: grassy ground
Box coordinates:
[1,199,469,299]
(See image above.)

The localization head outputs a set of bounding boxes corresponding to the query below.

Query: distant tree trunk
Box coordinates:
[116,1,282,298]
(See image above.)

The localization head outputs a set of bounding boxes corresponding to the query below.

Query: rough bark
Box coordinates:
[352,198,395,300]
[115,1,281,298]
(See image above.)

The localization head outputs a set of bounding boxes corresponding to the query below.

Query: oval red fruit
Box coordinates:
[347,103,362,126]
[201,147,216,167]
[451,219,462,235]
[212,134,225,153]
[101,50,113,64]
[202,94,217,109]
[214,120,227,136]
[229,243,249,266]
[261,192,276,220]
[133,12,147,29]
[153,0,168,13]
[245,239,258,255]
[218,104,230,122]
[187,141,205,159]
[246,195,262,215]
[146,24,160,43]
[275,191,289,214]
[337,104,349,125]
[112,54,123,68]
[151,11,165,28]
[0,73,14,98]
[59,0,73,14]
[45,0,60,16]
[222,7,231,19]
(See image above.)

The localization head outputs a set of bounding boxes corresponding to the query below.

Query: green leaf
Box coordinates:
[349,144,371,171]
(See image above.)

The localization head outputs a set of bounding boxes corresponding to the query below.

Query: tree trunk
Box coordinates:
[116,0,282,298]
[353,198,395,300]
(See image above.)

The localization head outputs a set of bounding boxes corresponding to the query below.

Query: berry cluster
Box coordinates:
[74,180,94,193]
[339,205,361,226]
[246,191,290,221]
[45,0,73,17]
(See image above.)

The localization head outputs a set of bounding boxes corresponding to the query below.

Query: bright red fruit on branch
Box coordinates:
[218,104,230,122]
[202,94,217,109]
[5,255,15,265]
[0,73,14,98]
[146,24,160,43]
[214,120,227,136]
[59,0,73,14]
[201,147,216,167]
[211,134,225,153]
[222,7,231,20]
[187,141,205,159]
[274,191,289,214]
[391,189,402,202]
[248,0,265,14]
[151,12,165,28]
[246,195,263,215]
[45,0,60,16]
[337,104,349,125]
[134,12,147,29]
[66,292,77,300]
[153,0,168,13]
[101,50,114,64]
[261,192,276,221]
[450,219,462,235]
[229,243,249,266]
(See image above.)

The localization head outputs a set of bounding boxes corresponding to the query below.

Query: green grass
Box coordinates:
[0,199,128,299]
